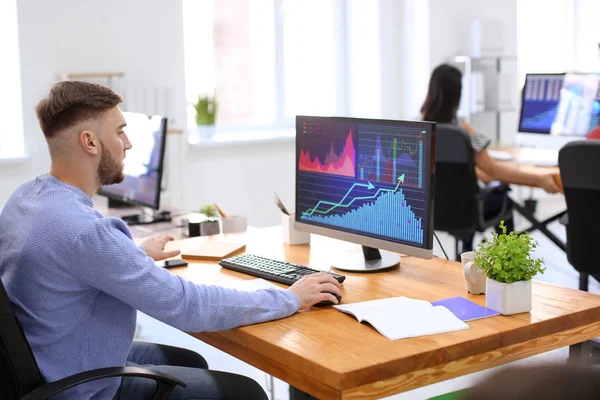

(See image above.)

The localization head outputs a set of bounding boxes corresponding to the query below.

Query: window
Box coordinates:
[0,0,25,159]
[517,0,571,77]
[182,0,348,131]
[518,0,600,79]
[573,0,600,72]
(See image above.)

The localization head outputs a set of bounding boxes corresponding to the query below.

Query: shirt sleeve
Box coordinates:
[470,132,491,154]
[69,217,300,332]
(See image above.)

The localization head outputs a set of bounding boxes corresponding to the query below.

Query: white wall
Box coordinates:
[429,0,519,145]
[1,0,187,206]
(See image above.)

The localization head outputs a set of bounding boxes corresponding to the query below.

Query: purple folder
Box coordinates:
[431,296,500,322]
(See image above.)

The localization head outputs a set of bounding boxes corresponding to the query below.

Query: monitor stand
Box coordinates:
[331,246,400,273]
[121,208,172,226]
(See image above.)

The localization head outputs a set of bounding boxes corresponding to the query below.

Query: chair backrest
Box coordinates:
[433,123,480,234]
[559,141,600,274]
[0,277,45,399]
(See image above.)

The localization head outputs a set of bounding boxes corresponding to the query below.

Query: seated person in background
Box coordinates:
[420,64,561,251]
[464,364,600,400]
[0,81,342,400]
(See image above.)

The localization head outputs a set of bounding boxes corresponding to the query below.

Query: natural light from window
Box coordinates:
[182,0,345,132]
[517,0,570,79]
[0,0,25,159]
[282,0,340,118]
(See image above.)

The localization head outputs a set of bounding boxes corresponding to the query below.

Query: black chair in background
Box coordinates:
[559,140,600,365]
[0,278,185,400]
[559,141,600,291]
[434,124,511,260]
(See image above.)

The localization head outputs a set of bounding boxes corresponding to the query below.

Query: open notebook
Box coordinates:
[334,297,469,340]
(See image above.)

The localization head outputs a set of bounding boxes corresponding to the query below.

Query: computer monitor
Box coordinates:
[518,73,564,134]
[98,111,169,224]
[551,72,600,136]
[294,116,435,272]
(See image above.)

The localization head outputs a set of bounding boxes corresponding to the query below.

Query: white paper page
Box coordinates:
[334,297,431,321]
[334,297,469,340]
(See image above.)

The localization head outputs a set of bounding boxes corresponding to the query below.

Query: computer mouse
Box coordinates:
[313,292,342,307]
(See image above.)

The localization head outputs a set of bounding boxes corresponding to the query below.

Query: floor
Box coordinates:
[134,188,600,400]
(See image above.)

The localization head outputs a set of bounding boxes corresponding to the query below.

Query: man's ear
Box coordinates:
[79,130,100,156]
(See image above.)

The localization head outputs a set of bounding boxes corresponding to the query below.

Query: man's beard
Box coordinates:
[98,140,125,186]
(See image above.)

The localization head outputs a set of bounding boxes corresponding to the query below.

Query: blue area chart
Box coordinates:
[300,182,424,245]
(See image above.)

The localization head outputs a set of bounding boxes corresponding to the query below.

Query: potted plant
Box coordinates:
[193,94,217,139]
[198,204,220,236]
[474,221,545,315]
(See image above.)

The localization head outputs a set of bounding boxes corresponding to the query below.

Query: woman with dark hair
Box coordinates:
[421,64,560,251]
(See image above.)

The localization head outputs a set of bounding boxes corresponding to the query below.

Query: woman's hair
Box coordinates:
[420,64,462,123]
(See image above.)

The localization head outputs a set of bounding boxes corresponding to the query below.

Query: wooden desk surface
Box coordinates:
[165,227,600,400]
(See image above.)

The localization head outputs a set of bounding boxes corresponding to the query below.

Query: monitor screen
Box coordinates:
[98,112,167,209]
[518,73,564,134]
[551,73,600,136]
[294,116,435,259]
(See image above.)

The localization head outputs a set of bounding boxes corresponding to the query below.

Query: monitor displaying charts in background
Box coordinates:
[294,116,436,272]
[551,72,600,136]
[517,73,600,147]
[518,73,564,134]
[98,112,168,224]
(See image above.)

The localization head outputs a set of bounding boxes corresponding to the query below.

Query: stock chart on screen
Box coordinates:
[518,73,564,134]
[296,117,432,246]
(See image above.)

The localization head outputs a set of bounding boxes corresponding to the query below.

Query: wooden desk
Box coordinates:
[165,227,600,400]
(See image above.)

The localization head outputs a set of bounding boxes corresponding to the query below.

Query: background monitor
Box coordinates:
[518,73,564,134]
[551,72,600,136]
[294,116,435,272]
[99,112,167,210]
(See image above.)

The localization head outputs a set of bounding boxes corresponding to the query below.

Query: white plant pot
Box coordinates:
[486,279,532,315]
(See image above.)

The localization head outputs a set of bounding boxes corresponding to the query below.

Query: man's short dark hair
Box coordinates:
[35,81,123,139]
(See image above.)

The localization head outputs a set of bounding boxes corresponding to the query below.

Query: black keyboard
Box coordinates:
[219,254,346,286]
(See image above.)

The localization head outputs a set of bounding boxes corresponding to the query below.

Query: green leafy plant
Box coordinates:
[474,221,545,283]
[193,94,217,125]
[199,204,219,221]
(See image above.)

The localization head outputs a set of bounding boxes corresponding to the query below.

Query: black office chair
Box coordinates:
[0,278,185,400]
[434,123,511,260]
[559,141,600,291]
[559,140,600,365]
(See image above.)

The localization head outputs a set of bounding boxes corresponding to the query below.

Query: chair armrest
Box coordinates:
[21,366,186,400]
[475,183,511,229]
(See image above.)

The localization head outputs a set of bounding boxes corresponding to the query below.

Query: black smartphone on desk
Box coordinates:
[156,259,189,268]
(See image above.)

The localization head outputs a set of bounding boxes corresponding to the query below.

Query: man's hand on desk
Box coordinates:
[140,235,181,261]
[289,273,342,309]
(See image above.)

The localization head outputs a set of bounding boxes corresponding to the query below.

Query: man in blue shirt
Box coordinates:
[0,81,342,399]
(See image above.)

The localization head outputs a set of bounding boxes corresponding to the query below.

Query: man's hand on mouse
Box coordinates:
[288,272,342,309]
[140,235,181,261]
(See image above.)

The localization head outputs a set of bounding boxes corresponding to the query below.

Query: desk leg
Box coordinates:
[290,386,318,400]
[568,341,591,366]
[509,198,567,252]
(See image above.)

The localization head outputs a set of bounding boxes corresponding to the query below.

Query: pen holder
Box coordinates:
[282,213,310,245]
[222,215,248,234]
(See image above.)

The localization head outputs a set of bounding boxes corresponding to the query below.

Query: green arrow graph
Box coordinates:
[301,174,405,217]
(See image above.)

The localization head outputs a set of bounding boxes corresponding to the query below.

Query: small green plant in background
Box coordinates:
[199,204,219,221]
[474,221,545,283]
[194,94,217,125]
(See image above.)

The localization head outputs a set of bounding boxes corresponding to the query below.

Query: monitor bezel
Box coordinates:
[98,113,168,210]
[294,115,435,259]
[517,72,565,135]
